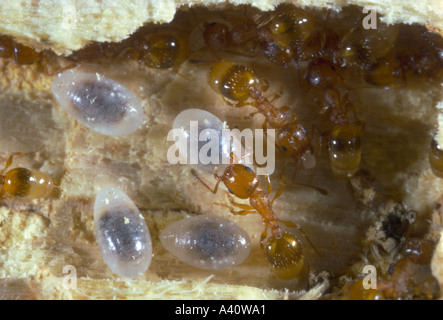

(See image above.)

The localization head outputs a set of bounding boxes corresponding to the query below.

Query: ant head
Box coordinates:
[222,163,258,200]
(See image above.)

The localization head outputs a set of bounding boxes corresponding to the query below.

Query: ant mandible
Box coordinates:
[0,151,54,199]
[191,162,320,279]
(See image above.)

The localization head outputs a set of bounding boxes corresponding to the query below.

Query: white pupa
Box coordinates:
[172,108,253,174]
[160,215,251,270]
[94,186,152,278]
[52,71,144,136]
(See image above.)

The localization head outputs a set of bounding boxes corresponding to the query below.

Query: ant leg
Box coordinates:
[225,193,255,211]
[218,205,256,216]
[260,227,268,250]
[279,220,321,257]
[215,201,256,215]
[190,168,222,194]
[0,150,39,175]
[271,176,285,205]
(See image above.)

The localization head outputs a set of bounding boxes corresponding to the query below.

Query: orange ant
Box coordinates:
[69,27,189,71]
[304,58,364,179]
[200,6,315,67]
[191,161,320,279]
[320,89,364,179]
[0,35,76,75]
[0,150,54,199]
[208,61,317,170]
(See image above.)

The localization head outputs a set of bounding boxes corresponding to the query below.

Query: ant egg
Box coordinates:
[160,215,251,270]
[94,186,152,278]
[172,108,239,174]
[52,71,144,136]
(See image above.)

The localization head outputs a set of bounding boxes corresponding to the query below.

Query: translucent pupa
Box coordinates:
[171,108,253,174]
[94,186,152,278]
[52,71,144,136]
[160,215,251,270]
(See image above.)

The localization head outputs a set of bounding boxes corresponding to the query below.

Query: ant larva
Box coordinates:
[191,161,320,279]
[52,71,145,137]
[320,89,364,179]
[0,151,54,200]
[160,215,251,270]
[94,185,152,278]
[208,61,316,170]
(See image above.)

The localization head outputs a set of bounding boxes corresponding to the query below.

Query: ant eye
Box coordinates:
[94,186,152,278]
[245,166,253,173]
[227,187,234,194]
[52,71,144,136]
[160,216,251,270]
[281,146,287,152]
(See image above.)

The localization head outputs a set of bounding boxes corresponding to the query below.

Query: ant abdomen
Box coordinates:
[328,123,362,179]
[264,231,304,279]
[208,61,260,102]
[2,168,54,199]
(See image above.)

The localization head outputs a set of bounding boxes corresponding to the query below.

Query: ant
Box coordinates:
[69,28,189,71]
[0,35,76,75]
[0,150,54,199]
[304,58,364,179]
[208,61,317,170]
[191,161,320,279]
[200,6,315,67]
